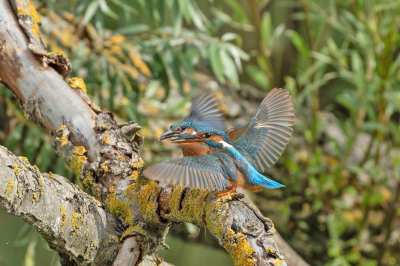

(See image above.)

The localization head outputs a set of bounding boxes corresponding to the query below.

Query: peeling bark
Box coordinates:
[0,0,294,265]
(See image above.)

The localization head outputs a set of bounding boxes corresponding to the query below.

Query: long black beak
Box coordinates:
[158,129,179,141]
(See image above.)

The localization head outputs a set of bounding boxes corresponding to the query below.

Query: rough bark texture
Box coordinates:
[0,146,122,265]
[0,0,294,265]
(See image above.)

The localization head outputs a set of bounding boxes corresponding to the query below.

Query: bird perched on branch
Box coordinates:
[145,88,295,196]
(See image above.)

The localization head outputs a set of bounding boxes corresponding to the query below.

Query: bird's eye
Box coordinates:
[204,133,211,138]
[181,126,186,130]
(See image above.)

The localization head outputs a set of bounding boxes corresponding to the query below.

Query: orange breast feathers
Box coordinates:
[229,171,264,192]
[179,142,209,156]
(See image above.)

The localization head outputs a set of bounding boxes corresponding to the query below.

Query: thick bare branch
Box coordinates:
[0,0,100,161]
[0,146,123,265]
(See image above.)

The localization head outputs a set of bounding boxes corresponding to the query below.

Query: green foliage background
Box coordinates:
[1,0,400,266]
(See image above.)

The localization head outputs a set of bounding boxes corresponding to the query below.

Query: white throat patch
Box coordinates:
[220,140,233,148]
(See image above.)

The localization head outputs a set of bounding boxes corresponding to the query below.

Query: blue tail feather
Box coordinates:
[259,176,285,189]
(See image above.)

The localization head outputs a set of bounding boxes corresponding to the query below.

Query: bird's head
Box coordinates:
[158,121,197,141]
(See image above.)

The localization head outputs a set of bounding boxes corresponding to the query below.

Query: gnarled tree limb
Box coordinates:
[0,146,123,265]
[0,0,291,265]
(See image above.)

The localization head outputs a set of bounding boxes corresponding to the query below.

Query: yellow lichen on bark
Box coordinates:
[12,163,20,175]
[222,228,257,266]
[68,77,87,93]
[271,258,283,265]
[70,146,87,176]
[16,1,41,38]
[105,193,133,226]
[59,206,67,234]
[72,212,83,235]
[60,134,68,146]
[131,178,159,222]
[204,198,230,239]
[5,179,15,202]
[120,224,146,240]
[165,187,210,225]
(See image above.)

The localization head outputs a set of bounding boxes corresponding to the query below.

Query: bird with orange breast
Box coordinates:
[145,88,295,196]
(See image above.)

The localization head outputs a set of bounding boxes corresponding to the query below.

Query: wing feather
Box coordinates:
[234,88,295,172]
[184,93,226,132]
[143,154,228,191]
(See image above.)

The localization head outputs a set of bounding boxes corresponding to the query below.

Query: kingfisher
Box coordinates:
[145,88,295,196]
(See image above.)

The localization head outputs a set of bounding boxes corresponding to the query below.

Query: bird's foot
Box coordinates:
[217,186,236,197]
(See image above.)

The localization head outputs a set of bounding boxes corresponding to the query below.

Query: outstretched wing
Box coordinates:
[184,93,226,132]
[234,88,295,172]
[143,153,229,191]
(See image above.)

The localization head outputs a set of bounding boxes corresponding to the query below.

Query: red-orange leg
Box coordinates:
[217,186,236,197]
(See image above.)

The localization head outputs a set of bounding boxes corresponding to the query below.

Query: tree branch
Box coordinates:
[0,145,123,265]
[0,0,291,265]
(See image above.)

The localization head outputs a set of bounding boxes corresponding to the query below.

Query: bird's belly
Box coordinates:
[229,172,264,192]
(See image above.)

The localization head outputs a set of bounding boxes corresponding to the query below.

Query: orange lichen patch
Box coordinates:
[81,171,96,194]
[18,156,29,163]
[109,34,126,44]
[132,179,159,222]
[165,187,210,225]
[92,104,101,111]
[59,206,67,234]
[72,212,84,235]
[48,172,56,179]
[16,3,40,38]
[105,193,133,226]
[60,134,68,147]
[204,199,230,240]
[266,246,274,253]
[271,259,283,265]
[129,171,138,180]
[58,125,66,131]
[109,186,116,193]
[12,163,20,175]
[68,77,87,93]
[102,137,109,144]
[70,146,88,176]
[91,196,102,207]
[96,187,101,198]
[117,155,126,161]
[222,228,256,266]
[27,3,41,24]
[5,179,15,202]
[130,158,145,169]
[269,226,276,235]
[120,225,146,240]
[32,192,39,202]
[97,124,111,130]
[45,51,67,58]
[100,162,109,172]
